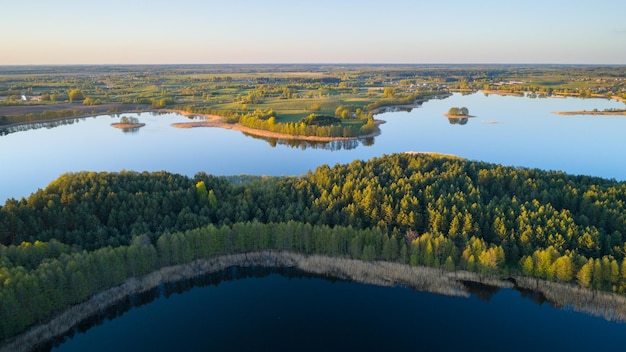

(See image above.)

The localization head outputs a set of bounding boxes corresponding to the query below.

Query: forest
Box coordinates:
[1,152,626,341]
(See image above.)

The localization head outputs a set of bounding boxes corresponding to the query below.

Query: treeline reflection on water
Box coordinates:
[0,118,87,136]
[40,265,564,352]
[242,132,374,150]
[40,266,338,351]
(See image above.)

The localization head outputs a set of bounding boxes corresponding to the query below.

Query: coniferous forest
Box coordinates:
[1,153,626,340]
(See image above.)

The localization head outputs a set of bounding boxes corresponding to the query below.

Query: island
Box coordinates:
[111,116,145,129]
[444,106,475,118]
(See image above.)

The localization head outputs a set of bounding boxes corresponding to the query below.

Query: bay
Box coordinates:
[52,267,626,352]
[1,93,625,202]
[3,93,626,350]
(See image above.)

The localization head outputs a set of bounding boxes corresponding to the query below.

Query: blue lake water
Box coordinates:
[1,93,625,202]
[51,267,626,352]
[3,93,626,350]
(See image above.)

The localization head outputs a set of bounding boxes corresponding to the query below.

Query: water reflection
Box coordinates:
[461,279,552,306]
[372,106,416,114]
[460,280,500,301]
[120,127,141,134]
[44,265,573,352]
[242,133,372,151]
[448,117,469,125]
[0,117,87,136]
[516,285,552,306]
[43,266,338,352]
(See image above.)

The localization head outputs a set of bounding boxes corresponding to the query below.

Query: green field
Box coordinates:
[1,65,624,132]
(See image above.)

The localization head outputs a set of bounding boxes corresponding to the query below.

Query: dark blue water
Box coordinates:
[5,94,626,351]
[52,268,626,352]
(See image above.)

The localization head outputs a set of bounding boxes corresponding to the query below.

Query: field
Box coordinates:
[1,65,624,133]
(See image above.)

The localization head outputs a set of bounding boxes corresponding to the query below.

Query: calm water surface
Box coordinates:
[1,93,625,202]
[52,268,625,352]
[3,94,626,350]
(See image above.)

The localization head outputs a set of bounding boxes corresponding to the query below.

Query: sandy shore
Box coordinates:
[111,123,146,129]
[2,94,453,141]
[612,95,626,103]
[170,111,385,142]
[443,114,476,118]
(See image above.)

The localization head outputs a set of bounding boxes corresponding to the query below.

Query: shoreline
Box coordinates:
[443,113,476,118]
[170,111,385,142]
[1,108,383,142]
[0,110,150,131]
[552,110,626,116]
[404,151,463,159]
[3,251,626,352]
[111,122,146,129]
[1,94,449,141]
[479,89,524,97]
[0,252,471,352]
[168,93,451,142]
[368,93,453,115]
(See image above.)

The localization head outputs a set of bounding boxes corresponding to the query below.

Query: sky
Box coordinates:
[1,0,625,65]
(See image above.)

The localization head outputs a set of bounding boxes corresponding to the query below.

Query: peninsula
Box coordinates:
[553,109,626,116]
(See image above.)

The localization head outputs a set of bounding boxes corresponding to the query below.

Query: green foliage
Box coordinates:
[83,97,100,106]
[2,153,626,339]
[448,107,469,116]
[151,97,174,109]
[300,114,340,126]
[68,89,84,103]
[239,113,362,138]
[383,87,397,98]
[0,109,83,125]
[119,116,139,124]
[334,105,354,119]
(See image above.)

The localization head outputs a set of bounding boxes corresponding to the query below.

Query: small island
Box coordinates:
[111,116,145,129]
[444,106,475,118]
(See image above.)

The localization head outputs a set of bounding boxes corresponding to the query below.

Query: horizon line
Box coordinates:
[1,62,625,67]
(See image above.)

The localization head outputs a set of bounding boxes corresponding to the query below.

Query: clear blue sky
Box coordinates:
[2,0,625,65]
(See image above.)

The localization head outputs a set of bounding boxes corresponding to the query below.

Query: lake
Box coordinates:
[50,266,625,352]
[1,92,625,202]
[3,93,626,350]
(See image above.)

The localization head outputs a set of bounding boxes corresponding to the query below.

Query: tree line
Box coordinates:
[1,153,626,339]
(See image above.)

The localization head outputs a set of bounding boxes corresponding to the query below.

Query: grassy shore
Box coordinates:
[170,111,385,142]
[3,251,626,352]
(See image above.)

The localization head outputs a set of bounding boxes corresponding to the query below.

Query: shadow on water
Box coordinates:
[120,127,141,134]
[0,118,88,136]
[241,132,373,151]
[459,280,500,301]
[460,278,552,306]
[448,117,469,125]
[38,265,568,352]
[37,266,346,352]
